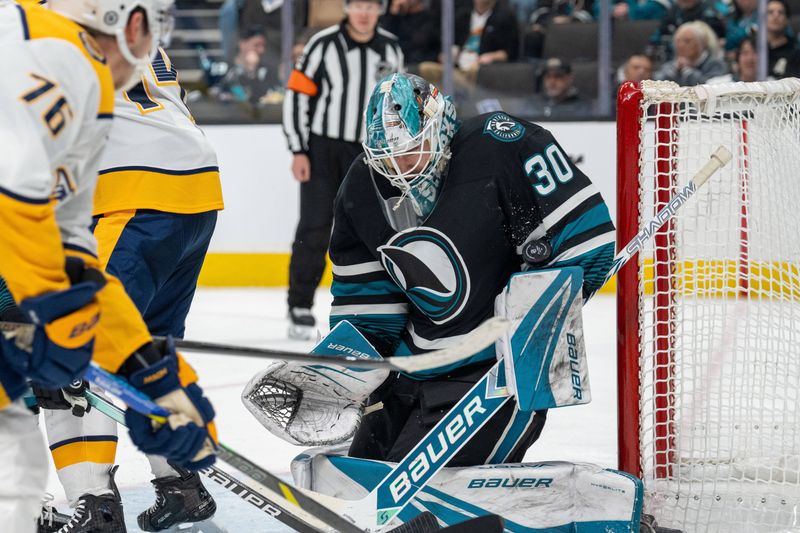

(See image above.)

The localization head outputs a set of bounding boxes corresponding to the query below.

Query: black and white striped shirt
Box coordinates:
[283,23,404,153]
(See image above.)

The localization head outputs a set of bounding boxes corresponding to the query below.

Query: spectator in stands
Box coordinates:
[650,0,726,61]
[765,0,800,78]
[381,0,440,63]
[420,0,518,87]
[521,58,594,117]
[596,0,670,21]
[708,33,758,82]
[617,53,654,86]
[524,0,593,58]
[654,20,728,85]
[219,0,285,63]
[215,26,282,105]
[454,0,519,70]
[724,0,758,53]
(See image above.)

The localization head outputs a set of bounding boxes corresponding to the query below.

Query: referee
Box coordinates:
[282,0,403,339]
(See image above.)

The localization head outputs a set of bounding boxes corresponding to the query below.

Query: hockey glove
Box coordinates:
[31,380,91,417]
[124,338,218,470]
[12,257,105,389]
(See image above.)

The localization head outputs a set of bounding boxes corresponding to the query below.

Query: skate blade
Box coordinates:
[162,518,228,533]
[288,324,317,341]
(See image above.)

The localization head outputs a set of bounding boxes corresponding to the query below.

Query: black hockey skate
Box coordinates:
[47,466,127,533]
[137,467,216,532]
[640,514,683,533]
[288,307,316,340]
[37,494,70,533]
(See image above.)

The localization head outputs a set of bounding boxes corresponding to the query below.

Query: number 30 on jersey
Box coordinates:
[525,143,574,196]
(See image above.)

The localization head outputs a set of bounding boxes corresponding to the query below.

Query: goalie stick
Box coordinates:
[0,316,509,374]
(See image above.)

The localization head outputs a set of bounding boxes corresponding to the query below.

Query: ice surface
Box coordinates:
[41,288,618,532]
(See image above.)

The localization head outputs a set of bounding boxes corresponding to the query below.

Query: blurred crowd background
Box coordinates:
[173,0,800,122]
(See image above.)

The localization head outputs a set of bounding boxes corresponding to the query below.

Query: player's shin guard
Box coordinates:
[43,391,118,506]
[0,400,48,533]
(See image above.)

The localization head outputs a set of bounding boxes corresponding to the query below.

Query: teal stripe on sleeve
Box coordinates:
[551,204,612,253]
[331,279,405,298]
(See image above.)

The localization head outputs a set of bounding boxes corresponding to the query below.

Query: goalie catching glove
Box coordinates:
[242,321,389,446]
[121,337,218,470]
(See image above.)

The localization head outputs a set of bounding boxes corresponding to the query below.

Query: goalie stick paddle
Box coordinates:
[0,316,509,374]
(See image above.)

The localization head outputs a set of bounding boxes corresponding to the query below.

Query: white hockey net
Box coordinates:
[624,79,800,533]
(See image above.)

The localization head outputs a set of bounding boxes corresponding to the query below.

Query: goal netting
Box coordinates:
[616,79,800,533]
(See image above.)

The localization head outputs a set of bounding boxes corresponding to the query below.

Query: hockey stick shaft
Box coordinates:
[598,146,732,289]
[83,389,361,533]
[0,317,509,374]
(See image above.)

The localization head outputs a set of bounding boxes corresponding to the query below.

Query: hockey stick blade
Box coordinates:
[439,514,505,532]
[0,317,509,374]
[382,511,506,533]
[83,389,358,533]
[383,512,439,532]
[216,443,365,533]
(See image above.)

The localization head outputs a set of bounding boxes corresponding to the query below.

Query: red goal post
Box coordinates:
[616,79,800,533]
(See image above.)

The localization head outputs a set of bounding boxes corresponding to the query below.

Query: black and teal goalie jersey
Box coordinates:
[329,112,615,377]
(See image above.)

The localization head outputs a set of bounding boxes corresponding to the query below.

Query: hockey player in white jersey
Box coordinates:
[35,48,224,533]
[0,1,219,531]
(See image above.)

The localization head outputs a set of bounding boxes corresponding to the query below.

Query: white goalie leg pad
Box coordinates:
[242,321,389,446]
[0,400,48,533]
[494,267,591,411]
[292,452,643,532]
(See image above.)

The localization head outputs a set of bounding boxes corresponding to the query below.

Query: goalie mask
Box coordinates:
[363,73,459,217]
[49,0,175,90]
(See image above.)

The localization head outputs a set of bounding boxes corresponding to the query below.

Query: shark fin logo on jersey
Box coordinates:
[483,113,524,142]
[379,227,470,324]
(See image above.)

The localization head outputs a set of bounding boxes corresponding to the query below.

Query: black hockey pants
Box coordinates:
[288,135,362,309]
[349,360,548,466]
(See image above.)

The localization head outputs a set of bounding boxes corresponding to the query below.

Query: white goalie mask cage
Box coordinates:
[362,74,456,202]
